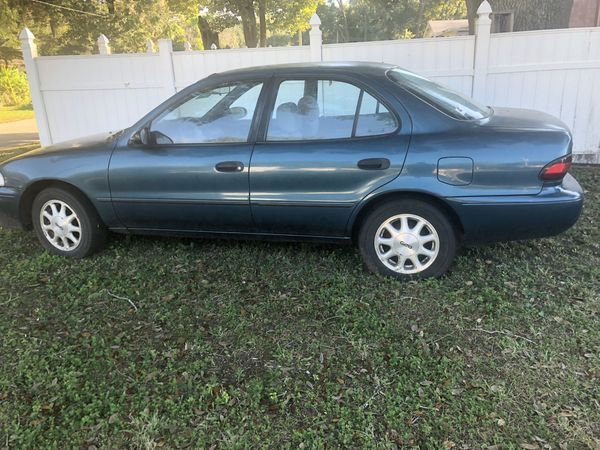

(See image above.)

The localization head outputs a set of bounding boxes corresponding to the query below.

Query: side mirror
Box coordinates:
[130,126,153,146]
[139,127,151,145]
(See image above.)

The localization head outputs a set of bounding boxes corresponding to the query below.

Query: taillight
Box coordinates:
[540,155,572,181]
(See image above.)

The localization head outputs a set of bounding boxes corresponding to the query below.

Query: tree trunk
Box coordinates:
[240,0,258,48]
[106,0,115,14]
[197,15,220,49]
[258,0,267,47]
[465,0,483,34]
[415,0,427,36]
[336,0,350,42]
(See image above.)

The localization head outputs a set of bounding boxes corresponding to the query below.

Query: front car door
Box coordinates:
[249,75,411,237]
[109,79,265,232]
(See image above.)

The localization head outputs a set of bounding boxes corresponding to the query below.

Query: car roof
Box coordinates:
[210,61,396,79]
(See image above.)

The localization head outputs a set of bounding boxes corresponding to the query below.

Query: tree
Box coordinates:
[198,5,239,49]
[465,0,482,34]
[317,0,466,44]
[200,0,320,48]
[2,0,202,56]
[0,0,21,65]
[466,0,574,34]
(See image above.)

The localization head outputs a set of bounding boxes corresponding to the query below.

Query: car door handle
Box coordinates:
[357,158,390,170]
[215,161,244,172]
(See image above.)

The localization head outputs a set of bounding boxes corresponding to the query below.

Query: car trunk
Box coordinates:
[472,107,574,194]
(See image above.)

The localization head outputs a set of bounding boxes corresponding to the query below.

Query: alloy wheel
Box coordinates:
[39,199,82,251]
[373,213,440,274]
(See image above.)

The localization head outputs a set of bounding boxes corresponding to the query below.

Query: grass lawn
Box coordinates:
[0,104,34,124]
[0,166,598,449]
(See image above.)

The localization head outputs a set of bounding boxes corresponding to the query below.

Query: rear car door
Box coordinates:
[109,80,265,232]
[249,76,411,237]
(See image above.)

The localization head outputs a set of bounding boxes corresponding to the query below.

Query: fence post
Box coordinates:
[158,39,177,98]
[146,39,155,53]
[309,13,322,62]
[19,28,52,146]
[472,0,492,100]
[97,34,111,55]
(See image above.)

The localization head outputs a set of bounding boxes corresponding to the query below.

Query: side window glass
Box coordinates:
[355,91,398,137]
[267,79,360,141]
[150,81,263,144]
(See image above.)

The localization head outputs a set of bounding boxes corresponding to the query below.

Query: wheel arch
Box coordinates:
[19,179,100,228]
[350,190,465,243]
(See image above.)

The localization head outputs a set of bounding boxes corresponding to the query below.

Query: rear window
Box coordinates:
[388,68,491,121]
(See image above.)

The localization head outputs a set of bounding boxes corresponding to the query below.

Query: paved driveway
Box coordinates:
[0,118,39,150]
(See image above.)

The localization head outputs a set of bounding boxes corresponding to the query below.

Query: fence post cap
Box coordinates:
[97,33,109,44]
[19,27,35,40]
[309,13,321,27]
[477,0,492,15]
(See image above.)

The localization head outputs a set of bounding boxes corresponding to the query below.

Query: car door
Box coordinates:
[249,76,411,237]
[109,80,265,232]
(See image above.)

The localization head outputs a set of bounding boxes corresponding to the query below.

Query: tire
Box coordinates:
[32,187,107,258]
[358,199,458,280]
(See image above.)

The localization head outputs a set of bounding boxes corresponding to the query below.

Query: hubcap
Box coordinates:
[40,200,82,251]
[374,214,440,274]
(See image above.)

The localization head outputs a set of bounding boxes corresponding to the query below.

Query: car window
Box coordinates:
[355,91,397,137]
[150,81,263,144]
[266,79,396,141]
[388,68,490,120]
[267,79,361,141]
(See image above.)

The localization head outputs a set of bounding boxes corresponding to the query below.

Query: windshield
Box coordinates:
[388,68,491,120]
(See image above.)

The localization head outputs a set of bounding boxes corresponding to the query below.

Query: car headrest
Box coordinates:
[298,96,319,117]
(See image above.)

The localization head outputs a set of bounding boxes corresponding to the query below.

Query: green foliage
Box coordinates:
[267,0,322,34]
[3,0,201,56]
[318,0,467,43]
[199,0,321,48]
[0,166,598,448]
[0,0,21,64]
[2,0,469,54]
[0,66,30,106]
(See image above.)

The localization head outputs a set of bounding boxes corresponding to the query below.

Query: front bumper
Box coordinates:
[0,187,24,229]
[447,173,584,244]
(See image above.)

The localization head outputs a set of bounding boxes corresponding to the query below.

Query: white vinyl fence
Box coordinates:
[20,0,600,163]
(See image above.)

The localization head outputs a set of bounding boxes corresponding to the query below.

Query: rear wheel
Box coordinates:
[358,199,458,280]
[32,187,107,258]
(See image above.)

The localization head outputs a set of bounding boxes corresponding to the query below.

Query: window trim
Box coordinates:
[132,78,269,148]
[259,75,401,144]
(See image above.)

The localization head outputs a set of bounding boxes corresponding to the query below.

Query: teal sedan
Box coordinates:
[0,63,583,279]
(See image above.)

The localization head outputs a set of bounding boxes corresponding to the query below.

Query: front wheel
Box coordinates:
[32,187,107,258]
[358,199,458,280]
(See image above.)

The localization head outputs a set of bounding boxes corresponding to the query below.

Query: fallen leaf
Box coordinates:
[520,444,539,450]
